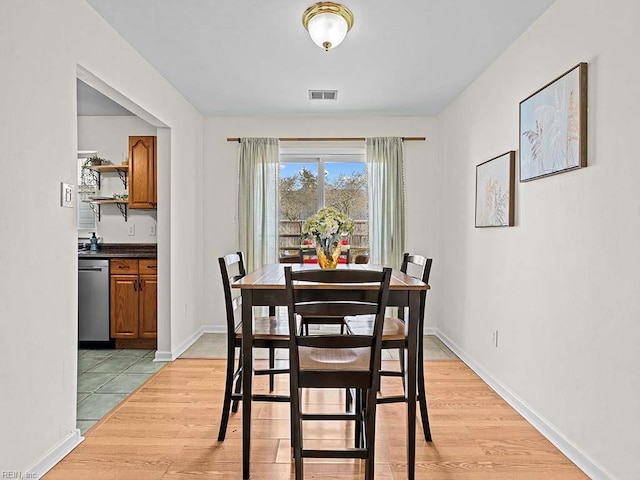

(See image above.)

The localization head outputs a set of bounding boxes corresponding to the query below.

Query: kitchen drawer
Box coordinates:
[139,259,158,273]
[111,259,139,274]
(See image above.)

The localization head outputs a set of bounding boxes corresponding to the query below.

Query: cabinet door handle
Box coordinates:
[133,280,137,291]
[118,265,130,269]
[146,265,157,269]
[138,279,143,291]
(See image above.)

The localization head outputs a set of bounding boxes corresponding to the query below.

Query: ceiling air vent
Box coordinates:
[309,89,338,100]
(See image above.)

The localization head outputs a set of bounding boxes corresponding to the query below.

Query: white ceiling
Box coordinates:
[83,0,556,116]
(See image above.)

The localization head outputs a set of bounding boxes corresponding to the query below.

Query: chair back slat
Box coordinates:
[291,268,382,284]
[295,301,379,318]
[296,335,373,349]
[300,247,351,264]
[400,253,432,283]
[279,254,302,264]
[219,252,246,333]
[354,254,369,264]
[292,289,378,304]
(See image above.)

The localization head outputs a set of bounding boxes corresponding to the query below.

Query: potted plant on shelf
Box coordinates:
[302,206,354,269]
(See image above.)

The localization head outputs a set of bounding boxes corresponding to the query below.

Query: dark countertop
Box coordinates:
[78,243,157,259]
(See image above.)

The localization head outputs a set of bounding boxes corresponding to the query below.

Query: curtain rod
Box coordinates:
[226,136,426,143]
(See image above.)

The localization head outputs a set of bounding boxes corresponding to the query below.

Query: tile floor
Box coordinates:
[77,349,167,434]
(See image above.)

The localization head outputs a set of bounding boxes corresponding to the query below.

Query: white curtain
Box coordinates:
[366,137,406,269]
[238,138,280,272]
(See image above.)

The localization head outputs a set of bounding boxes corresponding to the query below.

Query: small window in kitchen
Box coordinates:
[77,154,96,231]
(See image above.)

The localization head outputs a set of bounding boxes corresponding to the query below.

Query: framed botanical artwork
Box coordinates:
[519,62,588,182]
[475,151,515,228]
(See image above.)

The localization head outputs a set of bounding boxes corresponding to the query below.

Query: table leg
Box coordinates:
[406,291,419,480]
[242,290,253,479]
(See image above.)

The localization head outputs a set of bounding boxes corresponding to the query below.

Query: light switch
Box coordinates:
[60,182,74,208]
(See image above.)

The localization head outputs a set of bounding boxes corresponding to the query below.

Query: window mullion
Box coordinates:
[318,158,325,209]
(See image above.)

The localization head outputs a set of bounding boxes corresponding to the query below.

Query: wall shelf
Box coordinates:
[82,164,129,189]
[85,199,129,222]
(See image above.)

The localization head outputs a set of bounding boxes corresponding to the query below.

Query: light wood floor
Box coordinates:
[45,359,588,480]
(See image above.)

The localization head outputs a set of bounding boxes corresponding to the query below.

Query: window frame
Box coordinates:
[278,147,368,259]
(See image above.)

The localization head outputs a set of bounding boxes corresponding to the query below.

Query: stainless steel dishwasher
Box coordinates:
[78,259,111,345]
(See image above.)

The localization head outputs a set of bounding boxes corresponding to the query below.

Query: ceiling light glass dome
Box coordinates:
[302,2,354,51]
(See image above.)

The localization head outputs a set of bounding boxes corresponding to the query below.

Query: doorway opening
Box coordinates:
[75,66,171,434]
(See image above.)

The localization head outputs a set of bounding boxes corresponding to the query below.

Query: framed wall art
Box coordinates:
[475,151,515,228]
[519,62,588,182]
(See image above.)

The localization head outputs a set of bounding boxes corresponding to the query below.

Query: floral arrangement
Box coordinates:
[302,206,354,254]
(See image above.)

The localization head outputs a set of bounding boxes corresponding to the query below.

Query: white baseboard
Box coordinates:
[27,429,83,478]
[432,328,614,480]
[201,324,226,334]
[164,324,226,361]
[154,350,173,362]
[423,326,438,336]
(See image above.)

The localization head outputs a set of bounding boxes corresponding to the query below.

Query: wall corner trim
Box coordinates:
[27,429,83,477]
[154,350,174,362]
[433,329,615,480]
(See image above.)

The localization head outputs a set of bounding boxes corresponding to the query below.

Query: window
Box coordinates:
[278,152,368,260]
[77,155,96,231]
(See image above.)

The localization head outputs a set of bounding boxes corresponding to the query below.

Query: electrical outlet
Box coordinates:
[491,330,499,348]
[150,224,156,236]
[128,224,135,236]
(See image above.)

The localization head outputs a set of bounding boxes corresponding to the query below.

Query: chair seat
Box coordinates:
[235,316,289,340]
[299,346,370,371]
[346,316,405,341]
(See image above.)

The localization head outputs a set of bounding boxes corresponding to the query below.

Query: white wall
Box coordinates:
[436,0,640,478]
[0,0,203,472]
[202,116,439,329]
[77,116,157,243]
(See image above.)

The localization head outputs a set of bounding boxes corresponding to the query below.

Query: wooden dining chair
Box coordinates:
[284,266,392,480]
[217,252,290,441]
[354,253,369,264]
[279,253,302,264]
[299,246,351,264]
[346,253,434,441]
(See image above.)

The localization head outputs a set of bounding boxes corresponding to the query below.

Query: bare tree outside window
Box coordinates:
[279,164,318,221]
[325,169,367,220]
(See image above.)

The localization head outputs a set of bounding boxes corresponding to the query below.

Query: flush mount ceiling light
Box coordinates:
[302,2,354,51]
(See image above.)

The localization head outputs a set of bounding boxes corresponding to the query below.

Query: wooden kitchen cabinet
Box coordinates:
[110,259,157,344]
[110,274,139,338]
[128,136,157,209]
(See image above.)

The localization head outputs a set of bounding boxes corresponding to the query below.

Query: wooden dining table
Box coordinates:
[232,263,429,479]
